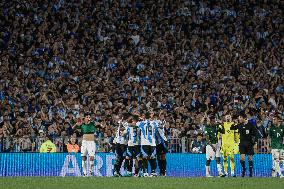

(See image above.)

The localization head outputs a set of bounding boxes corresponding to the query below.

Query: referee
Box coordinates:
[230,113,258,177]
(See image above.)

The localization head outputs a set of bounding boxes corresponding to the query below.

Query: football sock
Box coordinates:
[223,159,228,174]
[162,159,167,175]
[129,158,134,172]
[142,159,148,173]
[230,157,235,175]
[124,159,130,172]
[217,163,222,175]
[114,157,122,173]
[157,156,162,174]
[240,160,246,173]
[82,160,87,175]
[138,159,143,173]
[206,166,210,176]
[118,158,124,172]
[134,159,139,174]
[90,160,94,173]
[149,158,157,172]
[248,160,253,175]
[275,159,281,175]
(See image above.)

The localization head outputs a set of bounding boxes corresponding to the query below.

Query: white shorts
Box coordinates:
[272,149,284,160]
[206,143,221,160]
[81,140,96,157]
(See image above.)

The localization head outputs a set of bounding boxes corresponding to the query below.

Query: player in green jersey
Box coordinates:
[268,116,284,178]
[204,115,224,177]
[73,112,100,176]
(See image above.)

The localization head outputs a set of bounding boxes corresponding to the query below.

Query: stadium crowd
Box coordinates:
[0,0,283,152]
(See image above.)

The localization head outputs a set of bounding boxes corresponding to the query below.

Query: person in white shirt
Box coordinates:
[138,112,157,177]
[124,115,141,176]
[113,114,128,177]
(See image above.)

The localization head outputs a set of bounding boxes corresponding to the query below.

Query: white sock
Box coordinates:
[275,160,281,176]
[90,160,94,173]
[231,170,234,175]
[82,161,87,175]
[206,166,210,176]
[217,163,222,175]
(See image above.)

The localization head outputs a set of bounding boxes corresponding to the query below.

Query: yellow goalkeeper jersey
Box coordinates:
[222,122,236,146]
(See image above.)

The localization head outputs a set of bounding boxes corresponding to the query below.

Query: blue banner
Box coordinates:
[0,153,281,177]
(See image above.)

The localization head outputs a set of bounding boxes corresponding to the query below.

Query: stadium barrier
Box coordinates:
[0,153,282,177]
[0,137,271,154]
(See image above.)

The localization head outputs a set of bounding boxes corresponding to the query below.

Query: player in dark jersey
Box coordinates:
[230,114,257,177]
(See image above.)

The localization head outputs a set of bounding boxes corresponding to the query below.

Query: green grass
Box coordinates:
[1,177,284,189]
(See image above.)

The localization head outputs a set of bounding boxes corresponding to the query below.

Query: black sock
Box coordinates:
[118,158,123,173]
[161,159,167,175]
[157,156,162,174]
[149,158,157,173]
[240,160,246,173]
[162,159,167,174]
[129,158,133,172]
[249,161,253,175]
[138,159,143,173]
[114,158,121,173]
[134,159,139,174]
[142,159,148,173]
[124,159,129,172]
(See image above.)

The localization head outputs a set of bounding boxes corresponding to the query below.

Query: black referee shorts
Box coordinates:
[239,143,254,155]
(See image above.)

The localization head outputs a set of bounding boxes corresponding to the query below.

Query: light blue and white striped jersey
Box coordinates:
[114,122,128,144]
[153,119,167,144]
[126,125,140,146]
[137,120,156,146]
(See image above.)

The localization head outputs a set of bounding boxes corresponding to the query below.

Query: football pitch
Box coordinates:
[1,177,284,189]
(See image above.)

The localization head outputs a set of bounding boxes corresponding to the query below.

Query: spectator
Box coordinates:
[191,133,206,154]
[39,136,57,153]
[66,137,80,153]
[0,0,283,152]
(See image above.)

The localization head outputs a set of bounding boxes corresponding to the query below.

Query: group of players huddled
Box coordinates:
[113,111,168,177]
[73,111,284,178]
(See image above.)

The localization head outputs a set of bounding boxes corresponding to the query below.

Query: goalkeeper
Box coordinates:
[220,114,238,177]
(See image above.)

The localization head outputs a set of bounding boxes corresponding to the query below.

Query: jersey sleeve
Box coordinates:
[230,123,239,130]
[217,124,225,134]
[204,126,208,135]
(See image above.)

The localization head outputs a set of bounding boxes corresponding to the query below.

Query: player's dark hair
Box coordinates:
[132,114,139,121]
[145,112,151,119]
[122,113,130,120]
[239,113,247,119]
[84,112,91,117]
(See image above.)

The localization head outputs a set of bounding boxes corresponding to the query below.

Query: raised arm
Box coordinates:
[72,118,82,130]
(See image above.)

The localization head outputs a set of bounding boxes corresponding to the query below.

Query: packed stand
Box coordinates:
[0,0,283,152]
